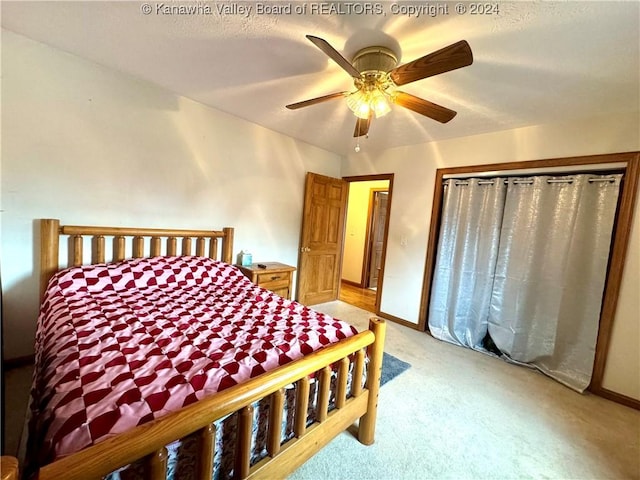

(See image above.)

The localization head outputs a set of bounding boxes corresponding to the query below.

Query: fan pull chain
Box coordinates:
[354,133,368,153]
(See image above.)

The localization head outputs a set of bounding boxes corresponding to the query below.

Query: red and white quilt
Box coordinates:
[28,256,357,467]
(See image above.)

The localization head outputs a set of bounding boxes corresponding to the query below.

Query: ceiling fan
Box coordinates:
[286,35,473,138]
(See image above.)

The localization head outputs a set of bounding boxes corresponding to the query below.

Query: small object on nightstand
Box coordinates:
[238,262,296,299]
[238,250,253,266]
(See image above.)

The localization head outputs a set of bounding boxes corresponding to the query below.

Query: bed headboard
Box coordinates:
[39,219,234,301]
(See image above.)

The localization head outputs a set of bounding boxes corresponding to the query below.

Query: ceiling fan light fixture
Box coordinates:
[370,89,392,117]
[346,90,371,119]
[346,88,392,119]
[347,75,395,119]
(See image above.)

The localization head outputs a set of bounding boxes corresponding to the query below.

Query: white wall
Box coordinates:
[0,30,341,360]
[342,180,389,284]
[343,112,640,400]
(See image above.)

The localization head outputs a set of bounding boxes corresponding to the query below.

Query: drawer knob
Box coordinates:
[271,276,281,280]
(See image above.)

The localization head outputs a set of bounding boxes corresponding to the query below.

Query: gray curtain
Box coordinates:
[428,173,622,392]
[428,178,506,349]
[488,174,622,391]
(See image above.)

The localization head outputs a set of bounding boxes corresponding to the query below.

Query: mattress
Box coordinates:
[27,256,357,476]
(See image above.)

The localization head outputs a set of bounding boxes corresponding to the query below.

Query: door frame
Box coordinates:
[343,174,394,313]
[420,151,639,409]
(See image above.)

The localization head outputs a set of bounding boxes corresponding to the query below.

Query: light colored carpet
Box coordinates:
[289,301,640,480]
[3,301,639,479]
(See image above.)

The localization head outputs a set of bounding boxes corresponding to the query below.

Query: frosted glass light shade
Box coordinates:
[346,90,371,119]
[370,90,391,117]
[347,88,392,119]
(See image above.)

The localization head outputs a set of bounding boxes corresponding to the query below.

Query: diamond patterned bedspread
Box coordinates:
[29,256,357,467]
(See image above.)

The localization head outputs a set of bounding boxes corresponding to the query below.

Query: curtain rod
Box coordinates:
[449,177,618,186]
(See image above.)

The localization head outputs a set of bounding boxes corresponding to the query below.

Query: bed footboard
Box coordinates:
[25,318,385,480]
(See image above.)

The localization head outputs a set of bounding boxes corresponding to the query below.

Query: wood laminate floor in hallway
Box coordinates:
[339,281,376,313]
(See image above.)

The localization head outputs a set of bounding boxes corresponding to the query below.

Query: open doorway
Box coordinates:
[340,175,393,313]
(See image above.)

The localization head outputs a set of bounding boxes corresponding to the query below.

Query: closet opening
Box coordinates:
[420,152,639,406]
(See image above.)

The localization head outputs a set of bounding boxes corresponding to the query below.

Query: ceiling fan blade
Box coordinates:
[306,35,361,79]
[394,91,457,123]
[354,115,372,137]
[286,91,348,110]
[390,40,473,86]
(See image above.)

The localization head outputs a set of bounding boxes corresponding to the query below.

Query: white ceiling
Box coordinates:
[2,1,639,156]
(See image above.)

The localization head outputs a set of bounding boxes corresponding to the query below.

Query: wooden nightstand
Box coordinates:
[238,262,296,300]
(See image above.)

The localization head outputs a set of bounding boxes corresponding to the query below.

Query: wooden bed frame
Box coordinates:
[9,219,386,480]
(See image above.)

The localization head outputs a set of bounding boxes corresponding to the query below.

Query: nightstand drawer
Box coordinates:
[259,279,290,293]
[256,271,291,285]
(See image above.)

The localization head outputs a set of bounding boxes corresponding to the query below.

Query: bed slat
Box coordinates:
[294,377,310,437]
[114,236,126,262]
[196,237,206,257]
[146,447,168,480]
[235,406,254,479]
[150,237,161,256]
[267,389,285,457]
[167,237,177,256]
[317,366,332,423]
[133,236,144,258]
[209,237,218,259]
[71,235,83,267]
[352,349,365,397]
[92,236,105,264]
[335,357,350,409]
[182,237,192,255]
[197,424,216,480]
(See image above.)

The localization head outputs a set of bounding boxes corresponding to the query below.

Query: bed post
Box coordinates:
[0,456,18,480]
[358,317,386,445]
[222,227,234,264]
[40,219,60,302]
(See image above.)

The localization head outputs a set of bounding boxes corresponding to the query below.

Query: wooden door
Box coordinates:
[297,172,348,305]
[367,192,388,288]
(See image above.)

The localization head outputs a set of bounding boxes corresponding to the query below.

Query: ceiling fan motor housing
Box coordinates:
[352,46,398,76]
